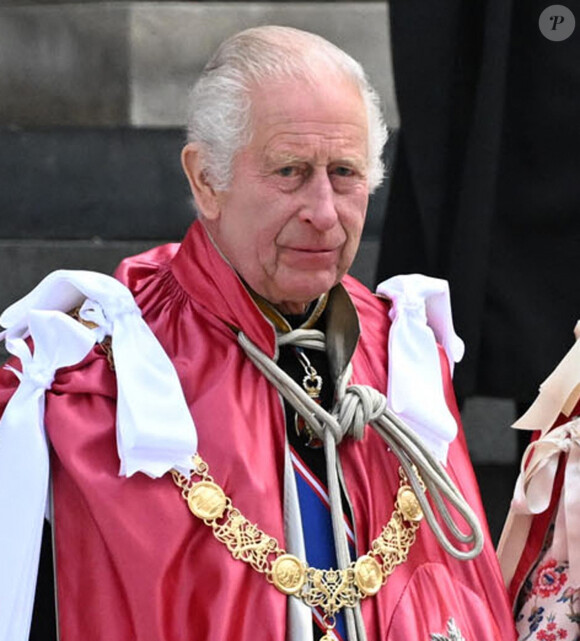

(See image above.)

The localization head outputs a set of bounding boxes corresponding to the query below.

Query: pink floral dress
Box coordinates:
[516,526,580,641]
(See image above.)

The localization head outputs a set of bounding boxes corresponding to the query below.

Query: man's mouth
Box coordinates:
[281,245,341,267]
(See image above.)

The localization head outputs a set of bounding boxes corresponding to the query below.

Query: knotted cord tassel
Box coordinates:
[238,330,484,562]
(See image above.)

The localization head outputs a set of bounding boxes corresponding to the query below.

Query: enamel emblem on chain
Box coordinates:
[171,454,424,638]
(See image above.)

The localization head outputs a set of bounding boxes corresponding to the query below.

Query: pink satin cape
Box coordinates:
[0,221,516,640]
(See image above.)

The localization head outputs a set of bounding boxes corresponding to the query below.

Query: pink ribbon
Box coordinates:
[498,417,580,587]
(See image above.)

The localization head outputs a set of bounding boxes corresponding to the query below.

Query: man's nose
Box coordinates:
[298,170,338,230]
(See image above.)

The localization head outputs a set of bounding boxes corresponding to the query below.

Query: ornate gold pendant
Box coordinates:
[295,411,323,448]
[294,348,324,448]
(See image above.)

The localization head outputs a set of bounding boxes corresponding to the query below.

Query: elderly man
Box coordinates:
[0,26,515,641]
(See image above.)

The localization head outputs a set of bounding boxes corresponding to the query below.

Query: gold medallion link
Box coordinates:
[187,481,227,520]
[397,486,423,523]
[271,554,306,594]
[354,554,383,596]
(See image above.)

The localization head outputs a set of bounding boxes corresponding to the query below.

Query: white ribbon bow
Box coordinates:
[0,269,198,641]
[376,275,465,463]
[0,311,96,641]
[498,418,580,587]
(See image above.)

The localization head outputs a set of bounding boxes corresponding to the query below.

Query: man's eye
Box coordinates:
[277,166,298,177]
[332,166,355,177]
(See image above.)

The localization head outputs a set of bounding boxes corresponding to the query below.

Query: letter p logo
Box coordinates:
[539,5,576,40]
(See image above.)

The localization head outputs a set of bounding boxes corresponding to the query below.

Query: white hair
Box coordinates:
[186,25,388,194]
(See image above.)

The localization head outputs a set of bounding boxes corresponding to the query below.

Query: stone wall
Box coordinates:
[0,2,395,320]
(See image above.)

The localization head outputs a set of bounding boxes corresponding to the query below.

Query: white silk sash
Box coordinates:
[497,417,580,587]
[0,270,197,641]
[0,311,96,641]
[376,275,465,463]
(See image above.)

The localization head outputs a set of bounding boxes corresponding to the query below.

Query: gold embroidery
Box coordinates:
[252,292,329,333]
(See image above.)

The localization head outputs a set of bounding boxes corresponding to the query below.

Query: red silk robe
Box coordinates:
[0,221,516,640]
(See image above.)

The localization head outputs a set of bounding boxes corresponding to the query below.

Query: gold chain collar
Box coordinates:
[172,455,424,639]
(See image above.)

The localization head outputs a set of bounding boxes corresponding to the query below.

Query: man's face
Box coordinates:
[204,74,369,314]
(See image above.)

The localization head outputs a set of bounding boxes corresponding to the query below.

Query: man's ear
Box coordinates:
[181,143,221,220]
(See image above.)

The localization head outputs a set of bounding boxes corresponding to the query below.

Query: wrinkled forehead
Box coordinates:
[245,73,368,156]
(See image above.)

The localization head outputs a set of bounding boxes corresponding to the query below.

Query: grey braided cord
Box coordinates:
[240,329,484,560]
